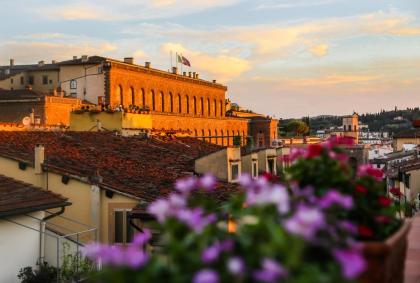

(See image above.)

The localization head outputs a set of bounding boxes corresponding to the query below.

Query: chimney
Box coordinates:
[212,80,217,83]
[183,72,186,76]
[188,72,192,78]
[38,61,45,67]
[10,59,14,67]
[193,72,196,78]
[195,73,199,79]
[81,55,89,63]
[51,60,57,64]
[73,56,77,60]
[145,62,151,68]
[172,67,178,74]
[34,144,45,174]
[124,57,134,64]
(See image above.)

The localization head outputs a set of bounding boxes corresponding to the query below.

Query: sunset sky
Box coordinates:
[1,0,419,118]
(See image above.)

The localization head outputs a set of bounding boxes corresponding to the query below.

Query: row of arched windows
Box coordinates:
[188,129,246,146]
[114,85,224,117]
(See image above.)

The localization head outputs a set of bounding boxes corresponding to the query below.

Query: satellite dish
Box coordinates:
[22,116,31,126]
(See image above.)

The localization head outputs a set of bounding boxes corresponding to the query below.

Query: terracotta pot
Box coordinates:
[359,221,411,283]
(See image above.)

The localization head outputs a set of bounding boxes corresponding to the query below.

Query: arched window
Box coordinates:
[214,99,217,116]
[178,94,182,113]
[221,130,224,146]
[151,90,155,111]
[115,85,123,106]
[200,97,204,115]
[161,92,165,112]
[214,129,218,144]
[220,100,223,117]
[169,92,173,113]
[186,96,190,114]
[243,131,246,145]
[207,98,210,116]
[193,96,197,115]
[129,87,135,106]
[201,130,205,141]
[141,88,145,107]
[208,129,212,143]
[194,129,198,136]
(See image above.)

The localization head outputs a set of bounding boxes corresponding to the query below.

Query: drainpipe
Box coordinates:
[39,206,66,264]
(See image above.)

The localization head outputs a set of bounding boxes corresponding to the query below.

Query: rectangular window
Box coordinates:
[28,76,34,85]
[98,66,103,74]
[267,158,275,174]
[20,76,24,85]
[252,161,258,178]
[10,78,13,84]
[113,209,134,244]
[231,163,239,181]
[42,75,48,85]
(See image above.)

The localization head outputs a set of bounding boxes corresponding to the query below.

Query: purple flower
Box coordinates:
[175,176,197,194]
[124,247,149,268]
[284,205,325,240]
[132,229,151,247]
[318,190,353,210]
[253,258,287,283]
[193,269,219,283]
[199,174,216,190]
[333,248,366,279]
[201,243,222,263]
[147,199,171,223]
[227,257,245,275]
[176,207,216,233]
[239,173,253,187]
[246,183,290,214]
[339,220,358,235]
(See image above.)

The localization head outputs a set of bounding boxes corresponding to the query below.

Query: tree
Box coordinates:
[284,120,309,136]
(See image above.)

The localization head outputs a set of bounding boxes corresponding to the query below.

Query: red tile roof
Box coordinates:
[0,132,234,202]
[0,174,70,217]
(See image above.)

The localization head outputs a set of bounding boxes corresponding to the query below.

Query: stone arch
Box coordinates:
[160,91,165,112]
[115,85,123,106]
[129,87,135,106]
[169,92,173,113]
[151,90,156,111]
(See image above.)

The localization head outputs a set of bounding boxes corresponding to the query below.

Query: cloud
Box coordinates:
[160,42,250,82]
[41,0,242,21]
[308,44,329,57]
[256,0,339,10]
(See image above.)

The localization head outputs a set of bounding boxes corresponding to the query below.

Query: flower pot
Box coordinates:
[359,221,411,283]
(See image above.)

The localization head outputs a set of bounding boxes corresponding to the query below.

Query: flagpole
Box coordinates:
[170,50,173,69]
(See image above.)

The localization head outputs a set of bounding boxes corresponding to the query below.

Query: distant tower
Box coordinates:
[342,112,359,144]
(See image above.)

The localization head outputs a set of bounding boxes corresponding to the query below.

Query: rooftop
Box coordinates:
[393,128,420,138]
[0,174,70,217]
[0,132,236,202]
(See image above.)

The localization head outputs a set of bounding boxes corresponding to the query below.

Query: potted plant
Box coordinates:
[286,137,409,283]
[85,173,366,283]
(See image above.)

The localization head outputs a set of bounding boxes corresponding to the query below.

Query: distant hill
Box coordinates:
[280,107,420,136]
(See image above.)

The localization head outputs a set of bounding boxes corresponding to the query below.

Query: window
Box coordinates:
[193,96,197,115]
[214,99,217,116]
[70,79,77,89]
[186,96,189,114]
[151,90,155,110]
[116,85,123,106]
[42,75,48,85]
[130,87,135,106]
[252,161,258,179]
[200,98,204,115]
[207,98,210,116]
[10,78,13,84]
[141,89,145,107]
[20,76,24,85]
[28,76,34,85]
[201,130,205,141]
[267,158,275,174]
[220,101,223,117]
[231,163,239,181]
[169,93,173,112]
[214,130,218,144]
[113,209,134,244]
[161,92,165,112]
[178,94,182,113]
[208,129,212,143]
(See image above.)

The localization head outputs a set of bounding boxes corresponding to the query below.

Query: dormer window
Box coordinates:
[267,158,275,174]
[252,161,258,179]
[231,162,239,182]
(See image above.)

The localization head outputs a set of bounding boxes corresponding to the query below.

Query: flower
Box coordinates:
[199,174,216,190]
[253,258,287,283]
[333,248,366,279]
[390,187,403,198]
[284,205,325,240]
[375,215,391,224]
[193,269,219,283]
[318,190,353,210]
[378,196,392,207]
[147,199,171,223]
[338,221,357,234]
[201,243,222,263]
[227,257,245,276]
[175,176,197,194]
[357,165,383,181]
[306,144,323,158]
[176,207,216,233]
[261,172,279,182]
[246,183,290,214]
[132,229,152,247]
[358,225,373,238]
[355,184,368,194]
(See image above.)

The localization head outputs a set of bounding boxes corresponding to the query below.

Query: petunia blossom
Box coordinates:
[193,269,219,283]
[333,248,366,279]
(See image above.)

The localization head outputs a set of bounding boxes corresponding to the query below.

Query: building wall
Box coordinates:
[195,147,241,182]
[107,63,226,118]
[27,70,60,93]
[241,153,258,178]
[249,118,278,148]
[0,211,44,283]
[408,169,420,201]
[0,72,27,90]
[60,64,105,104]
[44,96,82,126]
[394,137,420,151]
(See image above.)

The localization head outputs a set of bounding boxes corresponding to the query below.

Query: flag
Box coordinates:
[177,54,183,64]
[181,56,191,67]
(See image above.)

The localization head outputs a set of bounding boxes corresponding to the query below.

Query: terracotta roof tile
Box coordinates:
[0,174,69,217]
[0,132,234,203]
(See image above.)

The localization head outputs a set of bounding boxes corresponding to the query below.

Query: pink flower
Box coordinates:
[253,258,287,283]
[357,165,383,181]
[147,199,171,223]
[227,257,245,276]
[306,144,323,158]
[193,269,219,283]
[333,248,366,279]
[175,176,197,194]
[318,190,353,210]
[284,205,325,240]
[132,229,151,247]
[199,174,216,191]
